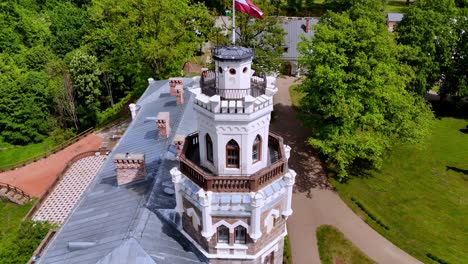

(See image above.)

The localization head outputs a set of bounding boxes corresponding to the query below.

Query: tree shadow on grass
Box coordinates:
[446,166,468,177]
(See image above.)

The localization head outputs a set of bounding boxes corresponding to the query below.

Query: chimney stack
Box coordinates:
[175,86,184,105]
[113,153,146,185]
[169,78,183,96]
[305,19,310,33]
[156,112,170,138]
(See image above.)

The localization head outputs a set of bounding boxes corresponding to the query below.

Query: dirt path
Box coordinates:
[0,134,103,197]
[272,76,422,264]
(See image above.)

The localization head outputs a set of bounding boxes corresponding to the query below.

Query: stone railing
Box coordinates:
[194,93,273,115]
[179,132,286,192]
[0,182,31,204]
[200,70,267,99]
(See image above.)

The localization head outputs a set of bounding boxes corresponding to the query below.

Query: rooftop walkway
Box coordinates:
[0,134,103,197]
[32,155,107,224]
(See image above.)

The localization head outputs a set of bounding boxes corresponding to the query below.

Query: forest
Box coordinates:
[0,0,214,146]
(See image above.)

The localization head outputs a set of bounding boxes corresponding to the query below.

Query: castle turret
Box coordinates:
[171,46,295,264]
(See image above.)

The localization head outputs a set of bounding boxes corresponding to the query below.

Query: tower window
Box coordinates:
[243,67,248,73]
[226,139,240,168]
[206,134,213,163]
[252,135,261,163]
[217,225,229,243]
[234,226,247,244]
[229,68,236,75]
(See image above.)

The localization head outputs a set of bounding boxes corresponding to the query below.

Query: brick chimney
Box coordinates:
[175,86,184,105]
[156,112,170,138]
[173,134,185,158]
[170,78,183,96]
[305,19,310,33]
[113,153,146,185]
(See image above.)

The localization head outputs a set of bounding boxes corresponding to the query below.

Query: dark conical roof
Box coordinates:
[212,46,253,61]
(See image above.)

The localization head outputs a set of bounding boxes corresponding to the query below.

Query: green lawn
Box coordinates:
[317,225,376,264]
[289,86,468,263]
[333,117,468,263]
[0,201,32,242]
[0,137,58,170]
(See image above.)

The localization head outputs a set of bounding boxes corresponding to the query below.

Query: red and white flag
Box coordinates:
[235,0,264,19]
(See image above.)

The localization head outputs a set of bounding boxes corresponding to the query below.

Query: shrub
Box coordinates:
[283,235,293,264]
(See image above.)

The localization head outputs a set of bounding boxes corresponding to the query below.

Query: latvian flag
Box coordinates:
[235,0,264,19]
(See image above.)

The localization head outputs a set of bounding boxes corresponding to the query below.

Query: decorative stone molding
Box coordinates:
[212,219,250,235]
[284,145,292,161]
[113,153,146,186]
[264,209,280,234]
[198,189,213,239]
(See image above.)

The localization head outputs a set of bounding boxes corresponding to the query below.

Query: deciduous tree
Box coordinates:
[298,3,433,179]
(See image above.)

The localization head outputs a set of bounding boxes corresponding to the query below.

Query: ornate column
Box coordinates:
[198,189,213,239]
[282,169,296,218]
[250,192,264,241]
[170,167,184,215]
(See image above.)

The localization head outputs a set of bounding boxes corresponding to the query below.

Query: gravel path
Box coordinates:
[0,134,103,197]
[271,76,422,264]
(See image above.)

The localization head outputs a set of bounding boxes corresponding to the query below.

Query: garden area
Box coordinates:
[317,225,375,264]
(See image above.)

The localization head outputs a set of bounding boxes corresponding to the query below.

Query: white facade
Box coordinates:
[215,59,252,91]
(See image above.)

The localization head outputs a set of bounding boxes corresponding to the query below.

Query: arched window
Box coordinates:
[252,135,261,163]
[206,134,213,163]
[217,225,229,243]
[226,139,240,168]
[234,226,247,244]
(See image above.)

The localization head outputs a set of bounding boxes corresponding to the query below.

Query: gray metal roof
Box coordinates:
[280,17,319,61]
[212,46,253,61]
[387,13,404,22]
[38,79,206,264]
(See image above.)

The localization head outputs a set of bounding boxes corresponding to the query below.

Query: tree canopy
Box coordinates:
[0,0,214,145]
[298,1,433,179]
[396,0,468,96]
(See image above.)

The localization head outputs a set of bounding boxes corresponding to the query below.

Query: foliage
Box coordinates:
[231,1,286,74]
[96,93,133,126]
[0,220,53,264]
[283,235,293,264]
[316,225,376,264]
[324,0,386,13]
[298,2,433,179]
[69,50,102,127]
[396,0,468,96]
[332,117,468,263]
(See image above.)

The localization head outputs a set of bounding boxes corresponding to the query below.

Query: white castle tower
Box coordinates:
[171,46,296,264]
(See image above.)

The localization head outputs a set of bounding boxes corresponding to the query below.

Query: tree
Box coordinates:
[69,51,101,127]
[298,3,433,179]
[396,0,458,95]
[324,0,386,13]
[235,1,286,74]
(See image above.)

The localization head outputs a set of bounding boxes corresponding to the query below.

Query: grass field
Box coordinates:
[0,200,32,241]
[289,86,468,263]
[317,225,376,264]
[333,117,468,263]
[0,137,58,170]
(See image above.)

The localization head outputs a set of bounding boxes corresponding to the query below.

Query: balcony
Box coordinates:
[179,132,287,192]
[200,70,267,100]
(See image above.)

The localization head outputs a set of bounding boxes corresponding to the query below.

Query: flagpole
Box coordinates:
[232,0,235,45]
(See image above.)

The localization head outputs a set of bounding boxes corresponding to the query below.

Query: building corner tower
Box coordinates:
[171,46,296,264]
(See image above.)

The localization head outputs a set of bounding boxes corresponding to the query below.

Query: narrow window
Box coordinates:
[206,134,213,163]
[226,139,240,168]
[252,135,261,163]
[234,226,247,244]
[217,225,229,243]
